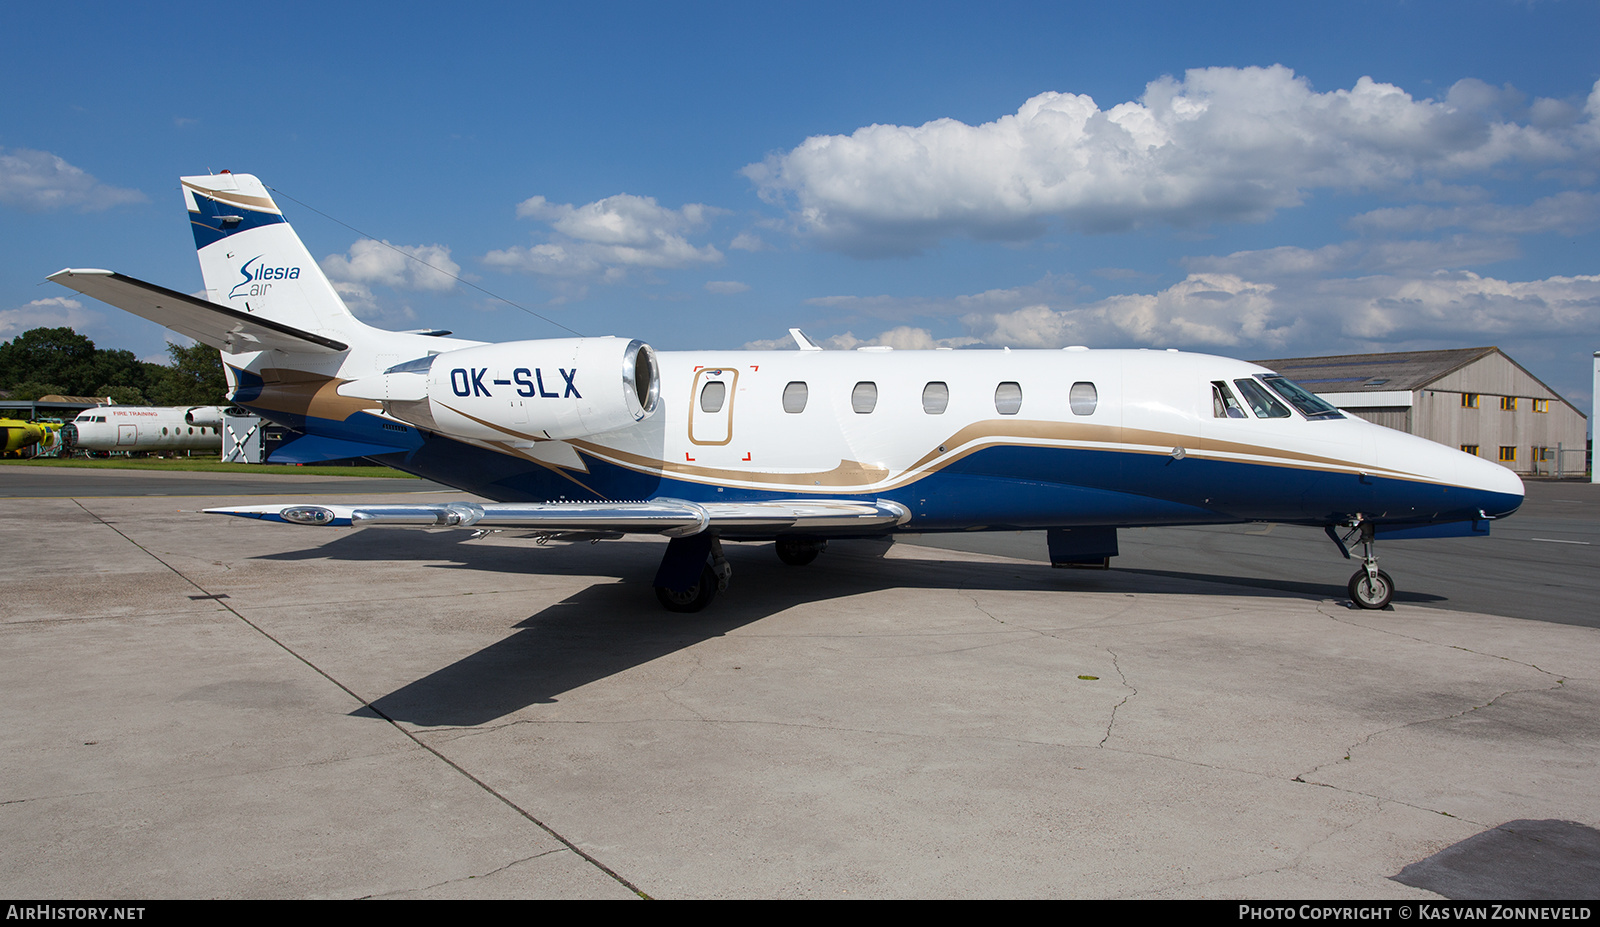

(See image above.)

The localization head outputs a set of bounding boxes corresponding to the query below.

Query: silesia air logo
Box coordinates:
[230,255,301,298]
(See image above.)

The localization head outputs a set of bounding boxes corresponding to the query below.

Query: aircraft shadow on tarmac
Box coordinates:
[241,530,1443,727]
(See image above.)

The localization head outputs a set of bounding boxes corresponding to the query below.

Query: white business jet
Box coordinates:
[49,172,1523,612]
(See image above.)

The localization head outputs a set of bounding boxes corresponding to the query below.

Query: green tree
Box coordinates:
[91,348,162,398]
[5,381,71,401]
[147,341,227,406]
[0,327,100,395]
[95,384,148,405]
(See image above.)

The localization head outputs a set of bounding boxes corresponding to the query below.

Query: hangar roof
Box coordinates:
[1252,347,1499,393]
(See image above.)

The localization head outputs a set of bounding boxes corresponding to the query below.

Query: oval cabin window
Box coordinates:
[922,382,949,414]
[994,381,1022,415]
[1069,382,1097,416]
[783,381,808,413]
[699,381,727,413]
[852,382,878,414]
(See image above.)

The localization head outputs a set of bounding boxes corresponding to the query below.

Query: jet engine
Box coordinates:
[338,336,659,441]
[184,406,223,427]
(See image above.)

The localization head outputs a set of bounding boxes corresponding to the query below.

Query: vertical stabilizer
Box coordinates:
[182,173,362,343]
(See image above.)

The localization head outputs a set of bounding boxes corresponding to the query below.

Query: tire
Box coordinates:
[655,563,719,613]
[775,537,824,566]
[1348,568,1395,610]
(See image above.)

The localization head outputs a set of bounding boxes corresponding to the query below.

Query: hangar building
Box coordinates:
[1254,347,1588,477]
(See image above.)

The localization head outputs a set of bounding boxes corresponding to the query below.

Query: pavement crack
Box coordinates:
[1314,601,1570,680]
[1099,648,1133,748]
[363,847,609,899]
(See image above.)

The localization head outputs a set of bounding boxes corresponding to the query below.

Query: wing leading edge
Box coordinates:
[205,498,911,537]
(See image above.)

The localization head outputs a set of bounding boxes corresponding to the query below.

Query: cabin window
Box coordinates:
[782,381,808,414]
[994,382,1023,415]
[1211,381,1246,418]
[1233,378,1291,418]
[161,427,169,435]
[922,382,949,414]
[852,381,878,414]
[1069,382,1097,416]
[699,381,726,414]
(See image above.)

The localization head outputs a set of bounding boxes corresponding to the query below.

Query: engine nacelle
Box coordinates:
[184,406,223,427]
[339,337,659,441]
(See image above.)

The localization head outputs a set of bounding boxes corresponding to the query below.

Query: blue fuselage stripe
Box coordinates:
[235,399,1517,535]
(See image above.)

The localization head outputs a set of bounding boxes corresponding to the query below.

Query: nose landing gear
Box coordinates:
[1328,520,1395,610]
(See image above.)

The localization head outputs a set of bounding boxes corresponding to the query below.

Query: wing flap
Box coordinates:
[205,498,909,536]
[48,268,347,355]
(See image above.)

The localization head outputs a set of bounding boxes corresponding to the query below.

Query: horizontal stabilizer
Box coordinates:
[205,498,910,537]
[47,268,347,355]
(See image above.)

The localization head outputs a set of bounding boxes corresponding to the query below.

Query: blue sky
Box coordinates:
[3,1,1598,413]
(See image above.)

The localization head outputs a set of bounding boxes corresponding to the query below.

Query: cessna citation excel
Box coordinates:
[49,172,1524,612]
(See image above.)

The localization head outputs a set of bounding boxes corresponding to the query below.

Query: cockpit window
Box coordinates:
[1233,378,1291,418]
[1211,381,1247,419]
[1259,375,1344,419]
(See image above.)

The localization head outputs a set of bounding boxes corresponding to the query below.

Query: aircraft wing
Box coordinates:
[205,498,910,537]
[48,268,347,355]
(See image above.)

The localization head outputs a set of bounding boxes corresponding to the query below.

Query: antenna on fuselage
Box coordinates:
[790,328,823,351]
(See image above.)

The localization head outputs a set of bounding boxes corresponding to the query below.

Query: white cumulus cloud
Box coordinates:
[744,66,1600,254]
[955,269,1600,355]
[320,239,460,292]
[0,148,145,212]
[1348,191,1600,235]
[486,193,723,278]
[0,297,100,338]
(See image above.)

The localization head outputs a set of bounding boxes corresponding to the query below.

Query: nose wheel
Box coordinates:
[1347,567,1394,610]
[1329,520,1396,610]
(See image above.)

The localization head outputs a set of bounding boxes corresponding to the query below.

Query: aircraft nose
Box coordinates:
[1463,452,1524,518]
[1374,424,1524,519]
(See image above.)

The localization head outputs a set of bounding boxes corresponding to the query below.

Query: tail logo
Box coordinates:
[229,255,301,299]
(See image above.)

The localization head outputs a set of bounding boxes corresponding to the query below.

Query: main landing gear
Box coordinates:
[775,537,827,566]
[653,534,732,613]
[651,536,831,612]
[1327,520,1394,610]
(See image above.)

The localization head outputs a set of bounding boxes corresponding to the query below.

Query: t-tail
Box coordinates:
[183,172,366,344]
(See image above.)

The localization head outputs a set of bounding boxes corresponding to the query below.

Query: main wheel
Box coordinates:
[775,537,824,566]
[1347,568,1395,610]
[655,563,719,613]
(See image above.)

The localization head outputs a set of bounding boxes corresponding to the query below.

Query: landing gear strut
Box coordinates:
[1330,520,1394,610]
[653,534,732,613]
